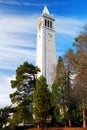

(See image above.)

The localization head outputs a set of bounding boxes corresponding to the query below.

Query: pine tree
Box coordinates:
[33,76,51,128]
[52,57,68,123]
[52,55,75,127]
[10,62,39,125]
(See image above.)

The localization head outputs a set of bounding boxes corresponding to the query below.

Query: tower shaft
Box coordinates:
[36,6,56,88]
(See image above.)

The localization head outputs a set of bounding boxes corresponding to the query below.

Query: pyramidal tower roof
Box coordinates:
[42,5,50,15]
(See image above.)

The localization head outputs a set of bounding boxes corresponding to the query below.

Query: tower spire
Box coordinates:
[42,5,50,15]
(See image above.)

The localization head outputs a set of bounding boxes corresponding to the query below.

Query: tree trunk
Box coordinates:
[83,108,86,128]
[68,119,72,127]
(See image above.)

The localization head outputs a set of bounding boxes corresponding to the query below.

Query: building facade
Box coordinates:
[36,6,56,88]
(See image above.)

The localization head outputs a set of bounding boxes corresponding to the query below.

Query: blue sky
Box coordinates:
[0,0,87,107]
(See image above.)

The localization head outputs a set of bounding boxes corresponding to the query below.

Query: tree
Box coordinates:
[51,57,69,125]
[72,26,87,128]
[0,106,12,128]
[10,62,39,125]
[64,49,77,126]
[33,76,51,128]
[62,25,87,127]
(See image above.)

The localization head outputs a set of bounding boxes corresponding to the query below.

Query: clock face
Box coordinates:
[48,32,52,37]
[46,31,54,45]
[47,31,53,39]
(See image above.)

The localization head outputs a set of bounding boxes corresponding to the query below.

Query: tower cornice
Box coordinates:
[37,14,55,25]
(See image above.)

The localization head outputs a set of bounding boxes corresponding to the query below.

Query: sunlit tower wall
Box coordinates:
[36,6,56,88]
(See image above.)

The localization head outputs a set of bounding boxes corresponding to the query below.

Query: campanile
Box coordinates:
[36,6,56,87]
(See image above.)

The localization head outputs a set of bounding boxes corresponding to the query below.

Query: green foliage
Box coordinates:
[33,76,51,127]
[10,61,39,125]
[54,106,61,122]
[12,103,33,125]
[52,57,68,121]
[51,55,78,127]
[0,126,12,130]
[0,106,12,128]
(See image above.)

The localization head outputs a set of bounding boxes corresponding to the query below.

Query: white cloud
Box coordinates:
[0,0,78,6]
[55,16,84,36]
[0,46,36,70]
[0,15,37,34]
[0,0,44,6]
[0,0,20,5]
[0,74,15,107]
[0,14,38,70]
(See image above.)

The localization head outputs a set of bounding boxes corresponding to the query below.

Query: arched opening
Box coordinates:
[50,21,52,28]
[48,20,49,27]
[45,19,47,26]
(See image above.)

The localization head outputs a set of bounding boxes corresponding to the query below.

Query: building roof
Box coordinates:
[42,5,50,15]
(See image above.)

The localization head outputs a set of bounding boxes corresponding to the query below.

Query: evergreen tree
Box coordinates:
[10,62,39,125]
[0,106,12,128]
[51,57,68,124]
[64,49,76,126]
[33,76,51,127]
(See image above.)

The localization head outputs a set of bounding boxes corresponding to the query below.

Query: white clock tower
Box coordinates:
[36,6,56,88]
